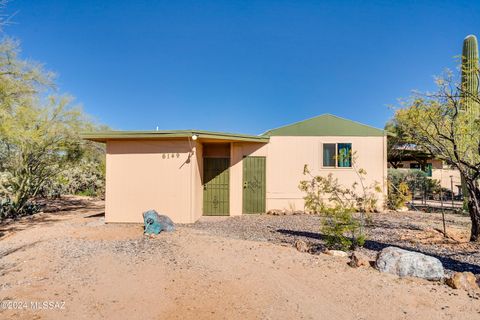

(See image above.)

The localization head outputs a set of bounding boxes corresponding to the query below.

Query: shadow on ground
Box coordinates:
[0,196,104,239]
[276,229,480,274]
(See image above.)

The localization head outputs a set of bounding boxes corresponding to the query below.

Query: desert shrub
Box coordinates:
[299,162,381,250]
[39,158,105,198]
[322,205,366,250]
[387,169,412,209]
[387,181,411,209]
[387,169,441,209]
[0,197,40,220]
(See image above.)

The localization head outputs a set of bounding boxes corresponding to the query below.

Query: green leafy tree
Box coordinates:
[0,37,106,219]
[0,97,88,216]
[394,69,480,241]
[0,38,53,117]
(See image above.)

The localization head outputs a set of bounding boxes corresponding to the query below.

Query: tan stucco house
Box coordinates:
[83,114,387,223]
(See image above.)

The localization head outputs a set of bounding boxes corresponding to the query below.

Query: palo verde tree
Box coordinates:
[0,3,105,219]
[0,38,105,218]
[394,64,480,241]
[0,96,89,215]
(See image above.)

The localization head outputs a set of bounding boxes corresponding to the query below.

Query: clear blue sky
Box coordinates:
[7,0,480,134]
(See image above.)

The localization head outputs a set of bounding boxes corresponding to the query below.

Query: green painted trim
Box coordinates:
[81,129,270,143]
[262,114,385,137]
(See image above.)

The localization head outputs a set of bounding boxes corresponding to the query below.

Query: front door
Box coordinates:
[203,158,230,216]
[243,156,266,214]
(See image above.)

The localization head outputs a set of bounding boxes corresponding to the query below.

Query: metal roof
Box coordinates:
[82,114,385,143]
[262,114,385,137]
[81,129,270,143]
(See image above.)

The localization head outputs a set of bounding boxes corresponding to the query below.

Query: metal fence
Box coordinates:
[388,168,465,213]
[408,173,464,213]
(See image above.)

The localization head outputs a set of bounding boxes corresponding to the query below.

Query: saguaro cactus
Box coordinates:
[461,35,479,118]
[460,35,479,210]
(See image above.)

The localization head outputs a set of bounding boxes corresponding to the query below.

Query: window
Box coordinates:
[323,144,336,167]
[410,162,432,177]
[424,163,432,177]
[410,163,421,169]
[322,143,352,168]
[337,143,352,167]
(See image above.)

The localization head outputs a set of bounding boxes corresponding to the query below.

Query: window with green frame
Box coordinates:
[322,143,352,168]
[410,162,432,177]
[424,163,432,177]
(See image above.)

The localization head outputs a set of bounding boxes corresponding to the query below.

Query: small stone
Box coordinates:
[266,209,283,215]
[348,251,370,268]
[325,250,349,257]
[295,239,310,253]
[446,272,479,291]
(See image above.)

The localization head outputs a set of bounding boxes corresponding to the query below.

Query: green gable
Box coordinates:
[262,114,385,137]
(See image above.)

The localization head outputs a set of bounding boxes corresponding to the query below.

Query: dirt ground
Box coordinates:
[1,197,480,320]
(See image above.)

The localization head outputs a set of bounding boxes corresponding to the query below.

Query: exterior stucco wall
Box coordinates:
[265,136,387,211]
[105,140,200,223]
[105,135,387,223]
[432,168,462,193]
[229,136,386,214]
[193,142,203,221]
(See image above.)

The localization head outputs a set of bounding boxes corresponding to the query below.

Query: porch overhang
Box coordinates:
[81,130,270,143]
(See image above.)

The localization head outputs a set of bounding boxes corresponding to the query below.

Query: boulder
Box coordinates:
[325,250,349,257]
[349,251,371,268]
[446,272,479,291]
[375,246,444,280]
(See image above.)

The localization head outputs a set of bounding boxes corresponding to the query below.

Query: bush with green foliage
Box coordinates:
[387,168,442,210]
[299,163,381,250]
[387,169,413,209]
[387,179,411,210]
[39,151,106,199]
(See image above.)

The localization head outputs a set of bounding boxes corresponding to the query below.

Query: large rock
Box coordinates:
[446,272,479,291]
[375,247,444,280]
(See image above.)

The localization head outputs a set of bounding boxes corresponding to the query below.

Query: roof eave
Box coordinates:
[81,131,269,143]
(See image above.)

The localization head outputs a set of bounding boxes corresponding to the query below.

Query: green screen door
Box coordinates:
[242,156,266,214]
[203,158,230,216]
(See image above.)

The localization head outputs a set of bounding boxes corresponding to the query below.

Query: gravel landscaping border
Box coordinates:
[187,211,480,276]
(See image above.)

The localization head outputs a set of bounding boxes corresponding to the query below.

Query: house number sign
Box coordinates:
[161,153,180,159]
